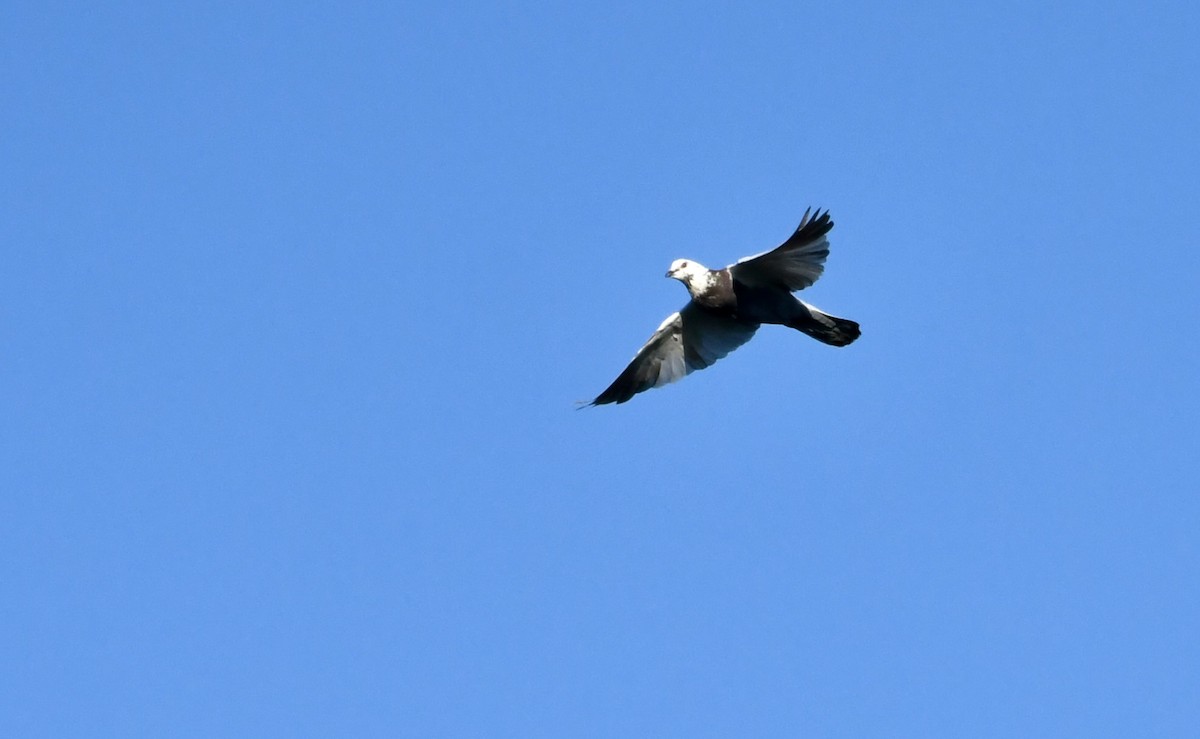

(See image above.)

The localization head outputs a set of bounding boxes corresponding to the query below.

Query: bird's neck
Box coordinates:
[685,271,715,297]
[688,269,736,309]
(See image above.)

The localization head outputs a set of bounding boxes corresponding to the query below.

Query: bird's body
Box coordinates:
[588,208,860,406]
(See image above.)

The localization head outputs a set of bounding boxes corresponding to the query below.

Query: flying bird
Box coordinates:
[587,208,860,406]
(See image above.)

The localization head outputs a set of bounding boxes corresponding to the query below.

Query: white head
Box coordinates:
[665,259,712,293]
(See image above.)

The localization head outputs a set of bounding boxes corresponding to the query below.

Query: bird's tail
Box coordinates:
[790,303,861,347]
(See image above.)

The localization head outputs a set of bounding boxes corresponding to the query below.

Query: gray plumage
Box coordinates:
[588,208,860,406]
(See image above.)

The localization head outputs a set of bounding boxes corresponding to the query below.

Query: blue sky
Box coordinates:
[3,1,1199,736]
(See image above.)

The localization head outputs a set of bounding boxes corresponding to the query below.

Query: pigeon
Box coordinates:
[587,208,860,406]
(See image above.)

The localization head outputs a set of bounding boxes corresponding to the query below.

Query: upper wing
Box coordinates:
[588,303,759,406]
[730,208,833,292]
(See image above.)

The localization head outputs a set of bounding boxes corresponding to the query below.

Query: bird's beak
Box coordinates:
[665,269,675,278]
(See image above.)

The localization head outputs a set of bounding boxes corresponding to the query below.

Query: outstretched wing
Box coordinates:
[730,208,833,292]
[588,303,759,406]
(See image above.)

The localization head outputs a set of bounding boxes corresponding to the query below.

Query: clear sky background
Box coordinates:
[3,1,1199,736]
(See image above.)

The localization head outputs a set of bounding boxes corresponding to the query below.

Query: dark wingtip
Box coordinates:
[585,391,626,407]
[793,206,833,238]
[589,373,640,406]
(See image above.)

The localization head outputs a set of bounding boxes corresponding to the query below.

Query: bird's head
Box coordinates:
[666,259,710,292]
